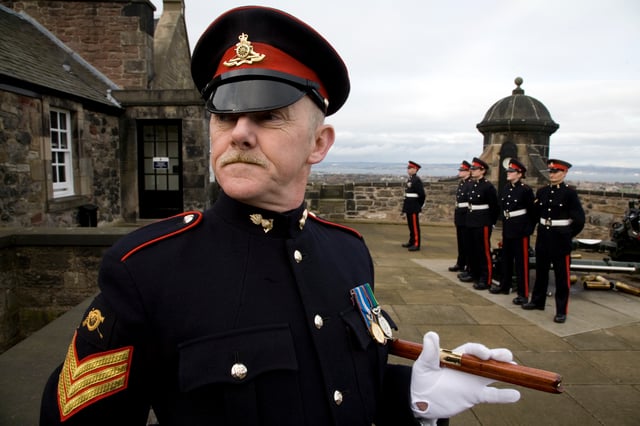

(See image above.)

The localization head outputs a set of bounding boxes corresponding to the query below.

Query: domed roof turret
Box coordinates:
[476,77,559,134]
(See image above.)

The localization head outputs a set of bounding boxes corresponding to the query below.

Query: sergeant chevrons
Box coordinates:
[530,183,585,315]
[465,177,498,284]
[40,192,418,426]
[497,181,535,296]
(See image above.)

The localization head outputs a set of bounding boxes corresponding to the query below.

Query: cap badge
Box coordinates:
[224,33,266,67]
[250,213,274,233]
[82,308,105,338]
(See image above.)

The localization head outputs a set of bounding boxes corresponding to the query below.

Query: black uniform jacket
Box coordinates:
[533,182,585,255]
[454,178,472,227]
[499,181,535,239]
[402,174,426,214]
[40,193,417,426]
[466,178,499,228]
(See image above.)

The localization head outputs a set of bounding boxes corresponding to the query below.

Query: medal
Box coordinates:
[377,314,393,339]
[370,321,387,344]
[350,283,393,345]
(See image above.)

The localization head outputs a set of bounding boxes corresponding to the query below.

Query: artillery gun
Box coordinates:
[605,199,640,261]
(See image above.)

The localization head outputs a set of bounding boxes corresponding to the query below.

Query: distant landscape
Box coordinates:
[310,162,640,193]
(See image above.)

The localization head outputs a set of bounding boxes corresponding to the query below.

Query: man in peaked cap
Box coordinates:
[490,159,535,306]
[460,157,499,289]
[523,158,585,323]
[449,160,472,272]
[402,161,426,251]
[41,6,519,425]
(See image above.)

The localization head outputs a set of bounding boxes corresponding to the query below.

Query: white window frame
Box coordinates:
[50,108,74,198]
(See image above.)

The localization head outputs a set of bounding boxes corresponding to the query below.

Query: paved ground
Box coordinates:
[1,222,639,425]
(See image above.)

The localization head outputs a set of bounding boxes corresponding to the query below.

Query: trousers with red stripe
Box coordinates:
[467,225,493,284]
[405,212,421,248]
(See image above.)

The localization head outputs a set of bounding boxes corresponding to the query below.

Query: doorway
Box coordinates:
[137,120,183,218]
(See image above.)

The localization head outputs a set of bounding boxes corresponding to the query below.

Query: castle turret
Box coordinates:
[476,77,558,192]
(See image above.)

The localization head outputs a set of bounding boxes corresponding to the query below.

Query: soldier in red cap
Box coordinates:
[489,159,535,304]
[40,6,520,425]
[401,161,426,251]
[459,157,499,289]
[449,160,472,272]
[523,159,585,323]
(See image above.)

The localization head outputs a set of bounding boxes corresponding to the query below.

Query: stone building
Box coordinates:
[476,77,559,195]
[0,0,208,227]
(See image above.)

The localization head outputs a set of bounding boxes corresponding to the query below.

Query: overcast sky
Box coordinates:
[152,0,640,168]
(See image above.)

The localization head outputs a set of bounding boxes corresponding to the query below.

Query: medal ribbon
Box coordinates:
[351,283,391,345]
[351,284,375,329]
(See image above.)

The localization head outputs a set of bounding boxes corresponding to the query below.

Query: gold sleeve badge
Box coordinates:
[57,331,133,421]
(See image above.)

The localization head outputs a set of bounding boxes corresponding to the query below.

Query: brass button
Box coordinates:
[231,363,248,380]
[183,214,195,224]
[294,250,303,263]
[333,390,343,405]
[314,314,324,329]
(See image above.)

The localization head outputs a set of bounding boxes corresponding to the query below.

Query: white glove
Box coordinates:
[410,331,521,421]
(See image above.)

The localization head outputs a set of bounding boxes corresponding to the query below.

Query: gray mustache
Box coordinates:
[219,153,268,168]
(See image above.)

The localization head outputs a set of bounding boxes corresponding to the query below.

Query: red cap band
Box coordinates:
[548,161,568,171]
[215,42,328,99]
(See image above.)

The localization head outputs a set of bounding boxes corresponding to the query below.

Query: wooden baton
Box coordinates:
[389,338,564,394]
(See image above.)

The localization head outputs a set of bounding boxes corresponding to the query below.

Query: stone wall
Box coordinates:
[0,228,129,353]
[306,179,640,241]
[0,90,122,227]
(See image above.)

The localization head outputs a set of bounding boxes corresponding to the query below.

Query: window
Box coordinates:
[50,108,74,198]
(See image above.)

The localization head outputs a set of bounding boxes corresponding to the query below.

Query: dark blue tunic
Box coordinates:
[40,192,418,425]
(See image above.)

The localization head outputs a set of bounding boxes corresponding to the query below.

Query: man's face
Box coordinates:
[407,166,418,176]
[458,169,470,179]
[470,167,485,179]
[209,96,335,211]
[506,170,521,183]
[549,169,567,185]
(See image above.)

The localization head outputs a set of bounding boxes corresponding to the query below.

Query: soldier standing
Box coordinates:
[401,161,426,251]
[523,159,585,323]
[489,159,535,305]
[460,157,499,289]
[449,160,472,272]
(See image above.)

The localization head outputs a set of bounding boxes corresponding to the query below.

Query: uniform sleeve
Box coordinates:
[375,364,421,425]
[40,251,153,425]
[488,185,499,225]
[524,186,536,235]
[569,190,586,237]
[416,178,426,206]
[531,188,543,226]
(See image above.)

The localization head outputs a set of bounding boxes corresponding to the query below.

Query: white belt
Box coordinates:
[405,193,419,198]
[456,202,468,208]
[504,209,527,219]
[540,218,572,227]
[468,204,489,212]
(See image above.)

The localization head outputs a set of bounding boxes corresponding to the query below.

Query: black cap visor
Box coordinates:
[204,69,327,114]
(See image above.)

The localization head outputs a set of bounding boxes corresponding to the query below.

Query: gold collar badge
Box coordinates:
[224,33,266,67]
[250,214,274,233]
[299,209,308,230]
[82,308,105,338]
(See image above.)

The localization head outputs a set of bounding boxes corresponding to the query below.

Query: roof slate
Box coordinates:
[0,5,121,108]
